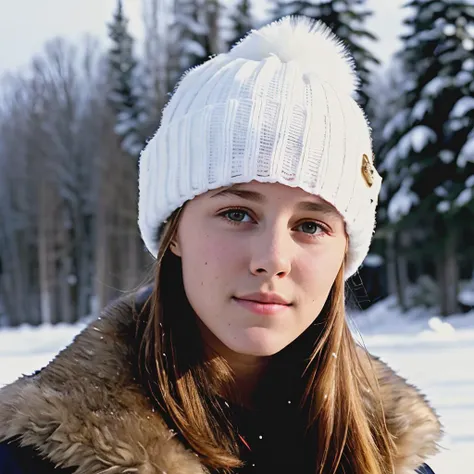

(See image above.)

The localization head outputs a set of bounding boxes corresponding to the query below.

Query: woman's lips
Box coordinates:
[232,297,291,315]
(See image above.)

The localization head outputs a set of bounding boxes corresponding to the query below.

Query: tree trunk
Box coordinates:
[394,231,409,311]
[207,0,221,54]
[386,230,397,297]
[38,177,53,325]
[94,152,110,313]
[437,226,459,317]
[0,228,27,326]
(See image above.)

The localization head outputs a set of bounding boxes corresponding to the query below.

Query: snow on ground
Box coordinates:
[0,321,87,388]
[350,298,474,473]
[1,299,473,472]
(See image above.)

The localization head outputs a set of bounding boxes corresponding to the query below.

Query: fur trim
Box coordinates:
[229,16,358,95]
[0,297,441,474]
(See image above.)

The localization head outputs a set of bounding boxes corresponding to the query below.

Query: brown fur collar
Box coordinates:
[0,296,442,473]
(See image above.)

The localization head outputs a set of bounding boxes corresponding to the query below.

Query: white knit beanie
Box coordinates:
[138,15,382,279]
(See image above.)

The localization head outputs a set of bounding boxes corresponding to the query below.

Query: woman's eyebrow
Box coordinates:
[297,201,341,219]
[211,188,265,202]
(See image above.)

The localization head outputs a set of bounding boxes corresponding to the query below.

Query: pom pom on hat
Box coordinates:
[228,16,359,95]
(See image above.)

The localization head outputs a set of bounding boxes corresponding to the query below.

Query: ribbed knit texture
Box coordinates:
[138,16,382,279]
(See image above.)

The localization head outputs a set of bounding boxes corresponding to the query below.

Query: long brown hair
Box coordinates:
[137,208,397,473]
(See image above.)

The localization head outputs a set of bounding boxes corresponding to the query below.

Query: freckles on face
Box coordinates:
[174,182,347,359]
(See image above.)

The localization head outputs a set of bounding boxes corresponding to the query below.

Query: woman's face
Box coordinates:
[172,181,347,358]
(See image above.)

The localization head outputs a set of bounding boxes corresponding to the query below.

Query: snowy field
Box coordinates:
[1,298,473,473]
[350,298,474,473]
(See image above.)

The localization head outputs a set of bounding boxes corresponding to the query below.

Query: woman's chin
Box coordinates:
[222,331,289,357]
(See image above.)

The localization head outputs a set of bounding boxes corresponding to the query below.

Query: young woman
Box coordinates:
[0,16,441,474]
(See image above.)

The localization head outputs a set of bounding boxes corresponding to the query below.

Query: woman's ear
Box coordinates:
[169,239,182,257]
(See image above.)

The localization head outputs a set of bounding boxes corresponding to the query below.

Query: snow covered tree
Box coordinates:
[168,0,224,88]
[379,0,474,316]
[365,61,409,309]
[107,0,143,158]
[228,0,253,48]
[139,0,170,140]
[270,0,379,109]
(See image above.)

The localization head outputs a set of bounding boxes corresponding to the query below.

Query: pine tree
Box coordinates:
[168,0,223,88]
[228,0,253,48]
[365,61,409,309]
[270,0,379,109]
[139,0,170,141]
[379,0,474,316]
[107,0,143,158]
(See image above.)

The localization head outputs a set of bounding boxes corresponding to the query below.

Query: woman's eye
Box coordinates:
[222,209,252,223]
[297,221,323,235]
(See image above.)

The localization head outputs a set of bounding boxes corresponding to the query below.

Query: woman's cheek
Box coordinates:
[187,231,235,278]
[297,251,335,290]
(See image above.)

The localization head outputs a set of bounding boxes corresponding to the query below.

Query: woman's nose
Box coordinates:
[249,225,292,278]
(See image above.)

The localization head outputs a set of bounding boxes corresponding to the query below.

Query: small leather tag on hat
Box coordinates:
[362,153,375,187]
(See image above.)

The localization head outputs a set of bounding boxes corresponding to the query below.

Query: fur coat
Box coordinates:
[0,295,442,474]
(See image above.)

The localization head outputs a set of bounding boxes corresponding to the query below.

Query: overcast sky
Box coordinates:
[0,0,405,76]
